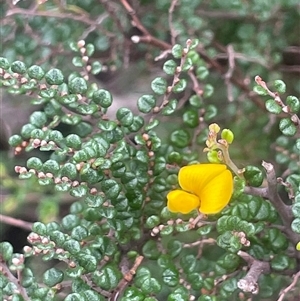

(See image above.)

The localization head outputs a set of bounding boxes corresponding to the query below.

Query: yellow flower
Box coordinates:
[167,164,233,214]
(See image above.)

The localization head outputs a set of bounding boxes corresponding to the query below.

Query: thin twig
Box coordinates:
[183,238,215,248]
[168,0,179,45]
[0,214,33,231]
[109,255,144,301]
[119,0,171,50]
[0,259,30,301]
[224,44,235,102]
[277,270,300,301]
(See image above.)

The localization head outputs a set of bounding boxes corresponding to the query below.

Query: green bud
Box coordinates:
[221,129,234,144]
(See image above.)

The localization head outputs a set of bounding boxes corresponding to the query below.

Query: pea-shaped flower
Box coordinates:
[167,164,233,214]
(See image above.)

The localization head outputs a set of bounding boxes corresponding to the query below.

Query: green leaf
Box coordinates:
[72,56,84,67]
[28,65,45,80]
[71,225,89,241]
[45,68,64,85]
[291,218,300,233]
[77,253,97,272]
[167,240,182,258]
[265,99,281,114]
[116,108,134,126]
[64,293,81,301]
[92,89,112,107]
[85,43,95,56]
[162,267,179,287]
[170,129,190,148]
[183,109,199,128]
[161,99,178,115]
[141,277,162,294]
[63,239,81,254]
[196,65,209,80]
[173,79,187,93]
[274,79,286,93]
[8,134,23,147]
[0,57,10,69]
[101,179,121,199]
[60,163,77,180]
[203,84,214,98]
[142,240,160,259]
[128,116,144,131]
[69,77,87,94]
[81,290,104,301]
[279,118,297,136]
[98,120,117,131]
[137,95,156,113]
[152,76,168,95]
[61,214,80,231]
[0,242,13,261]
[29,111,47,127]
[244,165,264,187]
[32,222,47,235]
[163,60,177,75]
[27,157,43,170]
[122,287,145,301]
[91,61,102,75]
[204,104,217,121]
[187,273,203,290]
[189,95,203,108]
[253,85,268,95]
[92,264,122,290]
[48,230,65,245]
[167,151,182,164]
[271,254,290,271]
[292,203,300,218]
[264,228,288,251]
[286,95,300,113]
[182,58,193,72]
[30,128,45,139]
[172,44,183,59]
[66,134,82,149]
[180,254,196,273]
[77,104,98,115]
[11,60,27,74]
[43,268,64,287]
[145,119,159,131]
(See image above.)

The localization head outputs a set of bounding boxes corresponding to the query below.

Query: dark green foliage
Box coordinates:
[1,1,300,301]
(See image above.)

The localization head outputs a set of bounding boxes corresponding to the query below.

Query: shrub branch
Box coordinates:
[245,161,300,259]
[237,250,270,294]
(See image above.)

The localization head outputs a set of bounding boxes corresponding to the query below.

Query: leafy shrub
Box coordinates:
[1,1,300,300]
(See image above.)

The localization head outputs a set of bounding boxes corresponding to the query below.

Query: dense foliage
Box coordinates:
[1,1,300,300]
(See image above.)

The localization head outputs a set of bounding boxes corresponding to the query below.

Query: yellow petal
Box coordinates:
[199,169,233,214]
[167,190,200,214]
[178,164,228,197]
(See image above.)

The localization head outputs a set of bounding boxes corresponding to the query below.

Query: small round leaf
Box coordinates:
[43,268,64,287]
[45,68,64,85]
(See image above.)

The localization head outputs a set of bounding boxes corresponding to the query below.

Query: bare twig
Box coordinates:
[0,259,30,301]
[277,270,300,301]
[183,238,215,248]
[237,250,270,294]
[168,0,179,45]
[0,214,33,231]
[119,0,171,50]
[224,44,235,102]
[6,7,99,26]
[109,255,144,301]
